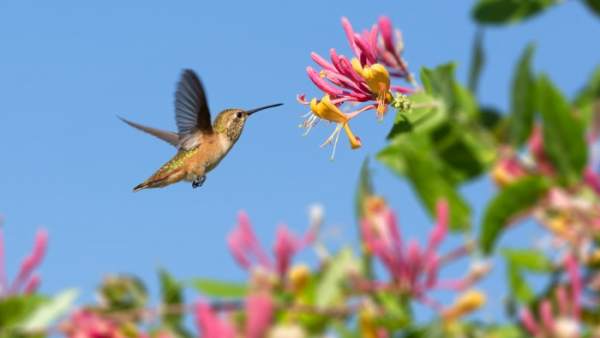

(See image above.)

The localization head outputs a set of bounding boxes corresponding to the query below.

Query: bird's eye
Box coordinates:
[236,112,243,118]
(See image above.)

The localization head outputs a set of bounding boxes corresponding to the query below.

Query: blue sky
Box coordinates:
[0,0,599,323]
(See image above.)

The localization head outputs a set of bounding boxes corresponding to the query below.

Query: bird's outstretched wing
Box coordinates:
[175,69,212,136]
[118,116,179,146]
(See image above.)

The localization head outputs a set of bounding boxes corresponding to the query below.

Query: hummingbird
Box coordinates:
[120,69,283,192]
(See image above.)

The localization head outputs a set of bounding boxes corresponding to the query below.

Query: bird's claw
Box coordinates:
[192,175,206,189]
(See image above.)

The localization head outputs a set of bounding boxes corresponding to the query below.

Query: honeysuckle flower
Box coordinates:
[245,293,274,338]
[60,309,145,338]
[0,228,47,297]
[520,255,582,338]
[287,264,310,294]
[195,294,274,338]
[299,16,415,158]
[359,198,482,310]
[227,212,314,280]
[195,302,236,338]
[491,151,527,186]
[304,95,362,159]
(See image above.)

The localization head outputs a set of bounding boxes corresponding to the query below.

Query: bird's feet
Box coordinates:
[192,175,206,189]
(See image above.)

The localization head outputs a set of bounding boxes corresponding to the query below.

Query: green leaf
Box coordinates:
[468,30,485,94]
[583,0,600,17]
[191,278,247,298]
[0,295,45,331]
[19,289,78,332]
[472,0,558,25]
[316,248,358,308]
[355,158,373,221]
[159,269,192,338]
[421,63,479,121]
[480,176,550,254]
[421,64,458,114]
[502,248,553,272]
[501,249,552,303]
[538,75,588,185]
[387,92,447,139]
[509,44,536,147]
[378,136,471,230]
[573,65,600,125]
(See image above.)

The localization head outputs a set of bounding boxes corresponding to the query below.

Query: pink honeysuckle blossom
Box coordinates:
[520,254,582,338]
[195,302,236,338]
[195,293,274,338]
[359,198,481,310]
[299,17,415,158]
[60,309,137,338]
[0,228,48,297]
[227,211,314,279]
[245,293,274,338]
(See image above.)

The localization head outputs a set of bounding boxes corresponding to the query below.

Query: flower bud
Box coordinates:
[287,264,311,294]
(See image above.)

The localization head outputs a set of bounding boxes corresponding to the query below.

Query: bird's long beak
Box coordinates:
[246,103,283,116]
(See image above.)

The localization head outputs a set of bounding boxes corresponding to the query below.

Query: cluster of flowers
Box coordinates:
[298,17,415,158]
[491,125,600,337]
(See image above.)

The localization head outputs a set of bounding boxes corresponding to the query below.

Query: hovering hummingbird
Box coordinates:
[120,69,283,192]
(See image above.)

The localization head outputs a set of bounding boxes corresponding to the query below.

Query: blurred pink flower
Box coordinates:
[195,294,274,338]
[520,254,582,338]
[0,228,47,296]
[61,310,131,338]
[227,211,314,278]
[245,293,274,338]
[360,200,476,309]
[195,302,236,338]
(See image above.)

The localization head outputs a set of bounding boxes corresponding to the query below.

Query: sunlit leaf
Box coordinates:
[502,248,553,272]
[0,295,45,331]
[480,176,550,254]
[316,248,358,308]
[19,289,78,332]
[387,92,447,139]
[191,278,247,298]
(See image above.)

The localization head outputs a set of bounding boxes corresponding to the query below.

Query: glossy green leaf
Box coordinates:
[316,248,358,308]
[502,248,553,272]
[468,30,485,94]
[472,0,558,25]
[19,289,78,332]
[191,278,247,298]
[480,176,550,254]
[509,44,536,146]
[538,75,587,185]
[0,295,44,331]
[387,92,447,139]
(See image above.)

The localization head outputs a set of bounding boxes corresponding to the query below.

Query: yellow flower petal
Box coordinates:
[343,124,361,149]
[310,96,348,124]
